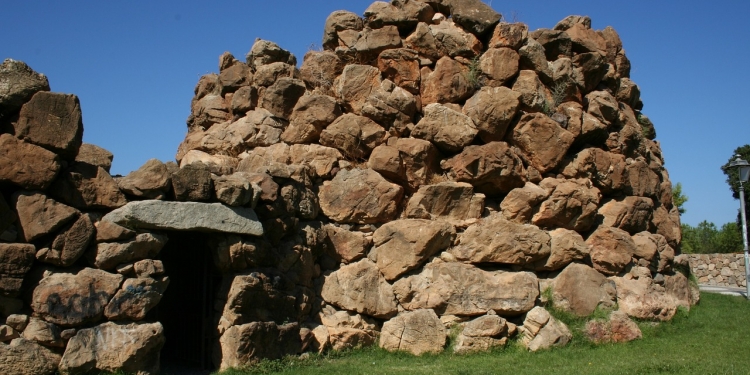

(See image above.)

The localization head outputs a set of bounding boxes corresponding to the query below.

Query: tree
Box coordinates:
[720,144,750,245]
[672,182,688,215]
[681,220,743,254]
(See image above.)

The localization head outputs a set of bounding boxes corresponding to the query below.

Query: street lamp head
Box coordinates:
[729,154,750,183]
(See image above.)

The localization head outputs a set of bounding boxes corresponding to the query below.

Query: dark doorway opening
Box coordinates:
[155,232,221,373]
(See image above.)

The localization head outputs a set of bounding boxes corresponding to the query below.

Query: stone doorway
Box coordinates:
[155,232,221,372]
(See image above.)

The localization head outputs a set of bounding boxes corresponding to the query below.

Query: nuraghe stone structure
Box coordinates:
[0,0,699,373]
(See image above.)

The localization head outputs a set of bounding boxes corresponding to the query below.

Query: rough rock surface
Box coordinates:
[217,322,300,371]
[551,263,616,316]
[0,338,61,375]
[453,314,508,353]
[13,191,78,242]
[585,310,642,344]
[373,219,455,280]
[321,259,398,319]
[393,260,538,316]
[318,168,403,224]
[520,306,572,351]
[380,309,445,355]
[0,134,61,191]
[59,322,164,375]
[0,58,50,118]
[102,200,263,235]
[14,91,83,159]
[0,243,35,297]
[404,182,484,222]
[31,268,123,327]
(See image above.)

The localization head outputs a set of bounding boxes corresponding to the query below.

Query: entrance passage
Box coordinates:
[156,232,220,371]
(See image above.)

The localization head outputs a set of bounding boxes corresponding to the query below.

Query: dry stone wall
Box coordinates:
[689,253,747,288]
[0,0,699,374]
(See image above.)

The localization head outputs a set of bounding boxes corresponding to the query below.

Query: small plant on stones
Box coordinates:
[465,56,484,90]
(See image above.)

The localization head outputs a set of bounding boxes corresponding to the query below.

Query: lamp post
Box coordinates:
[729,155,750,299]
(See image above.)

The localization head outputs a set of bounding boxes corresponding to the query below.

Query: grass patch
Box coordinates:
[212,293,750,375]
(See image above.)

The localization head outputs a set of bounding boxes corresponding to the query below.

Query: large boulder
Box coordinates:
[463,86,521,142]
[550,263,616,316]
[500,182,549,223]
[586,227,637,276]
[171,162,213,201]
[585,310,642,344]
[512,113,574,173]
[453,314,508,353]
[117,159,172,199]
[281,94,342,144]
[404,182,485,222]
[367,138,440,192]
[93,232,168,270]
[14,91,83,159]
[412,103,478,153]
[0,59,50,119]
[13,191,78,242]
[434,0,502,36]
[533,228,589,271]
[75,143,114,172]
[323,224,371,264]
[520,306,572,351]
[322,11,364,50]
[363,0,434,31]
[444,141,526,196]
[0,134,60,191]
[421,56,474,105]
[373,219,455,281]
[246,39,296,70]
[104,276,169,321]
[378,48,421,94]
[35,214,95,267]
[335,64,381,114]
[217,322,300,371]
[102,200,263,236]
[319,113,386,159]
[219,270,299,326]
[259,78,306,120]
[49,162,128,210]
[560,147,627,194]
[479,48,519,85]
[611,277,678,321]
[318,305,378,351]
[393,260,538,316]
[597,196,654,234]
[531,178,601,233]
[451,214,551,266]
[31,268,123,327]
[59,322,164,375]
[0,243,35,297]
[380,309,445,355]
[318,168,403,224]
[320,259,398,319]
[0,338,60,375]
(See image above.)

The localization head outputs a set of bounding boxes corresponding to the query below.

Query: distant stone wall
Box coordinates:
[689,253,747,288]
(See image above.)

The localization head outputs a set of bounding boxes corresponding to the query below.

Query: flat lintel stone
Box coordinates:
[101,200,263,236]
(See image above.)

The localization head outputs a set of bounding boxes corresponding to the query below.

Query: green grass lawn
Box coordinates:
[218,292,750,375]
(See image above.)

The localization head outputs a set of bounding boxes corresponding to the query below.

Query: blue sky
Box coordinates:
[3,0,749,227]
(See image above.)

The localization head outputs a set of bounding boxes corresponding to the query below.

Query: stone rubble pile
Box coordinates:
[0,0,698,373]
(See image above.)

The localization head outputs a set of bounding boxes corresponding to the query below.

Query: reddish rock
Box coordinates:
[511,70,551,113]
[363,0,434,31]
[335,64,381,114]
[512,113,574,173]
[535,228,590,271]
[50,161,128,210]
[0,243,35,297]
[651,205,681,249]
[319,113,387,159]
[319,168,403,224]
[36,214,95,267]
[322,11,364,50]
[378,48,421,94]
[572,52,608,93]
[560,148,627,194]
[246,39,296,70]
[180,150,237,175]
[597,196,654,234]
[299,51,343,92]
[230,85,258,115]
[586,90,619,126]
[463,86,521,143]
[95,220,135,243]
[585,310,642,344]
[551,263,616,316]
[188,94,229,130]
[259,77,306,120]
[412,103,477,153]
[421,56,474,105]
[13,91,83,158]
[321,259,398,319]
[218,54,253,93]
[489,23,528,50]
[75,143,113,173]
[500,182,549,223]
[373,219,455,280]
[289,144,343,179]
[118,159,172,199]
[323,224,371,264]
[445,141,526,196]
[352,25,402,60]
[479,47,519,85]
[253,62,294,87]
[587,226,637,276]
[31,268,123,327]
[518,39,553,82]
[361,80,417,135]
[530,29,572,60]
[626,159,661,198]
[0,134,61,190]
[438,0,501,36]
[282,94,341,144]
[393,260,539,316]
[171,162,213,201]
[404,182,485,222]
[531,178,601,232]
[566,23,607,54]
[93,232,169,270]
[451,213,550,266]
[13,191,78,242]
[367,138,440,192]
